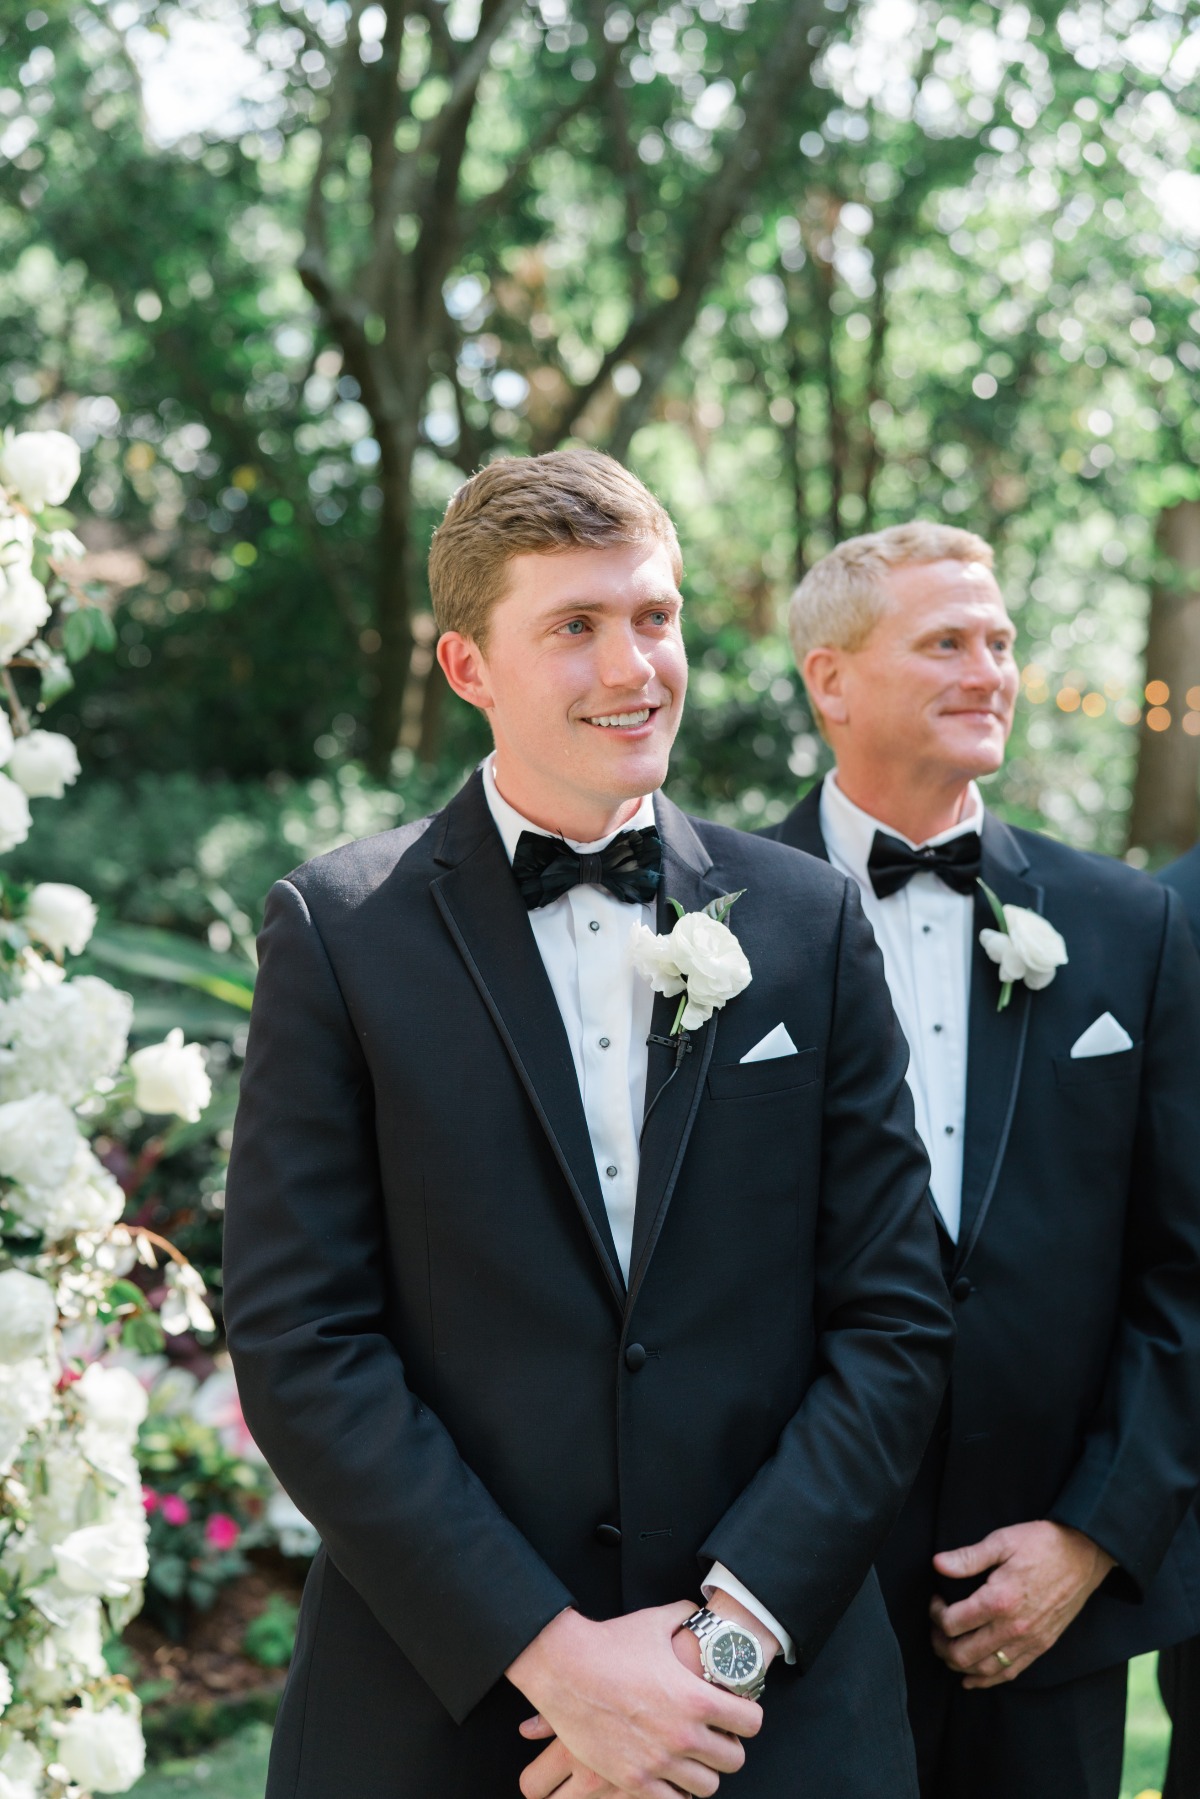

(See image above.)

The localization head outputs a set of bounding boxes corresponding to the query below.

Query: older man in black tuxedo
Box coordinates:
[223,453,954,1799]
[1157,841,1200,1799]
[767,522,1200,1799]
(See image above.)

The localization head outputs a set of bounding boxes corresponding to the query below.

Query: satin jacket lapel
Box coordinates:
[430,774,625,1306]
[955,813,1041,1272]
[626,796,722,1309]
[773,785,828,861]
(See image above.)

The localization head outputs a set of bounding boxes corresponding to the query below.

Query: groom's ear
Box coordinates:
[437,631,495,715]
[803,646,849,735]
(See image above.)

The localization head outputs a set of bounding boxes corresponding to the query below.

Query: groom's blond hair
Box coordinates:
[788,521,994,667]
[429,450,681,649]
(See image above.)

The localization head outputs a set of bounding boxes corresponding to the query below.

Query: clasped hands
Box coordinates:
[929,1519,1115,1689]
[507,1594,776,1798]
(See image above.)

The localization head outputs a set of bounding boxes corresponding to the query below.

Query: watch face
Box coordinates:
[710,1625,760,1686]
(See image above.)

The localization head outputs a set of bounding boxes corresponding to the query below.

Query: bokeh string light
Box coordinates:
[1021,667,1200,736]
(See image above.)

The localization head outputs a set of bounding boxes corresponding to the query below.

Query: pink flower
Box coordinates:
[205,1513,240,1552]
[160,1494,190,1527]
[141,1487,159,1514]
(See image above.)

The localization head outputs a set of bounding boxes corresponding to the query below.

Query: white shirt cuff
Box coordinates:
[702,1563,795,1665]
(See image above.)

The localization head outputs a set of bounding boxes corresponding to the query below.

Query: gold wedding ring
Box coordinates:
[994,1649,1013,1670]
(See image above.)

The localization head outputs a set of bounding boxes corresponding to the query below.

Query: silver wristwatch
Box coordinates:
[680,1607,766,1700]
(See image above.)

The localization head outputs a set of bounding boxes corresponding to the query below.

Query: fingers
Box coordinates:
[934,1574,1011,1639]
[698,1690,763,1742]
[520,1715,556,1741]
[519,1740,574,1798]
[932,1530,1008,1580]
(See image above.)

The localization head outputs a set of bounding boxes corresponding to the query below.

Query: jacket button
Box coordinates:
[951,1277,973,1302]
[625,1342,647,1371]
[594,1523,622,1547]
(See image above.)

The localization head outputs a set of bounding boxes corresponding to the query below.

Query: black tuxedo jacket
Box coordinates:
[224,772,954,1797]
[768,787,1200,1687]
[1161,843,1200,951]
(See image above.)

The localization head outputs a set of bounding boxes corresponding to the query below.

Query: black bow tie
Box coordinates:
[512,825,663,911]
[867,829,982,900]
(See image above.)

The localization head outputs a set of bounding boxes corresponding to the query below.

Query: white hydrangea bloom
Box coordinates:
[23,883,98,958]
[0,1661,11,1714]
[0,567,51,663]
[7,730,81,800]
[0,1356,54,1477]
[0,505,35,570]
[0,1091,81,1191]
[0,705,12,767]
[0,1270,58,1364]
[0,431,82,512]
[9,1140,125,1243]
[75,1364,148,1482]
[0,770,31,855]
[0,976,132,1107]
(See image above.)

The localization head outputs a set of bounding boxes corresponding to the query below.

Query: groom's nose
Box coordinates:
[595,622,656,689]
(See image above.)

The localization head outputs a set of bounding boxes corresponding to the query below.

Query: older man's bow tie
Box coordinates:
[867,829,982,900]
[513,826,663,910]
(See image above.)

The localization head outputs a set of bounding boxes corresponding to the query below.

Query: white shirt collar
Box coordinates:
[482,753,657,867]
[820,770,983,894]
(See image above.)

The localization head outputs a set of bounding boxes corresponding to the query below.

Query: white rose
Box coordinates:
[0,1735,43,1799]
[0,1356,54,1476]
[0,1661,10,1715]
[56,1704,145,1794]
[53,1596,107,1679]
[0,1270,57,1363]
[7,730,81,799]
[0,976,132,1107]
[128,1028,211,1122]
[76,1362,148,1451]
[52,1517,148,1599]
[0,431,82,512]
[11,1140,125,1243]
[0,1091,81,1191]
[668,912,753,1026]
[0,567,51,662]
[23,883,97,957]
[0,706,12,767]
[0,773,31,855]
[629,922,688,999]
[29,1440,93,1547]
[979,904,1068,993]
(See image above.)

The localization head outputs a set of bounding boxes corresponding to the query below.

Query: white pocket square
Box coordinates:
[1070,1012,1134,1059]
[740,1023,799,1064]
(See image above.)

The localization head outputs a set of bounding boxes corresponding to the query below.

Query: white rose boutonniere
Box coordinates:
[630,890,752,1048]
[978,881,1067,1011]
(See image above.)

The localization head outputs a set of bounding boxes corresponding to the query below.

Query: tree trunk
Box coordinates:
[366,435,417,776]
[1127,499,1200,855]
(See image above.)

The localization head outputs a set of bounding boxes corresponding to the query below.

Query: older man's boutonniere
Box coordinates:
[978,881,1068,1012]
[630,891,752,1059]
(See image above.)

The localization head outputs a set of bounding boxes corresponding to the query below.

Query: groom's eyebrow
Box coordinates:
[541,590,683,620]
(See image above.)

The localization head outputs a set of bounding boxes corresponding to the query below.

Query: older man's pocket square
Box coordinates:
[740,1023,799,1064]
[1070,1012,1134,1058]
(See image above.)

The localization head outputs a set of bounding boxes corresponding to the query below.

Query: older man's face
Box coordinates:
[833,559,1019,785]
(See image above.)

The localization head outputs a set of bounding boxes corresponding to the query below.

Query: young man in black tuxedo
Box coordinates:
[1157,842,1200,1799]
[767,522,1200,1799]
[223,453,955,1798]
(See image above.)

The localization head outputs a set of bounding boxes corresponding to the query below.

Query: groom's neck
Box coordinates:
[492,759,646,844]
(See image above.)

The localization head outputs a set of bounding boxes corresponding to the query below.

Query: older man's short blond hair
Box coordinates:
[788,521,995,666]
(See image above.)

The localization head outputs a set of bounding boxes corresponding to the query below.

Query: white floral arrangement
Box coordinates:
[0,428,215,1798]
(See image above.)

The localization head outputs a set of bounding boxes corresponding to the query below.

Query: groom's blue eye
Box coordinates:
[561,619,587,635]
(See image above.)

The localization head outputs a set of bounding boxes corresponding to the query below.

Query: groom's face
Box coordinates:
[455,539,687,827]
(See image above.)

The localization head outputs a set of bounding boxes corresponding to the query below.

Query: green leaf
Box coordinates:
[89,608,117,652]
[62,607,95,663]
[150,1556,188,1599]
[666,897,685,921]
[87,923,255,1011]
[107,1278,146,1314]
[121,1315,166,1355]
[978,879,1008,933]
[703,888,746,924]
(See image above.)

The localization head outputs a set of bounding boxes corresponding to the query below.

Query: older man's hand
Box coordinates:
[929,1520,1115,1689]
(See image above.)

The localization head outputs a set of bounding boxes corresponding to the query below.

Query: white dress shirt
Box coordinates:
[483,756,794,1660]
[819,772,982,1243]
